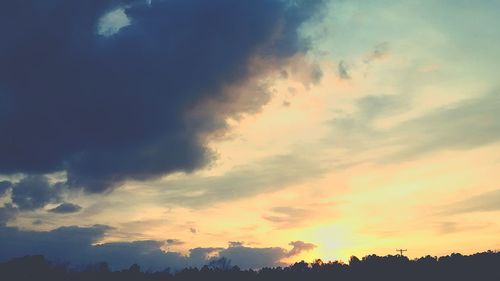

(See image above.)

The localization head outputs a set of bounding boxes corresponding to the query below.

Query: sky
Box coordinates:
[1,0,499,271]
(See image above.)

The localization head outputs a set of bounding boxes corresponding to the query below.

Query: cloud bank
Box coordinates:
[0,224,315,270]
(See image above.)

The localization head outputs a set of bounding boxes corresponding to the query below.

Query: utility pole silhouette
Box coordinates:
[396,249,407,256]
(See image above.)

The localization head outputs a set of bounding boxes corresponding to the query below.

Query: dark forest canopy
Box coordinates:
[1,251,499,281]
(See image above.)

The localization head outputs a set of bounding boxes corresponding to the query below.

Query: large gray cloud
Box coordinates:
[0,0,323,193]
[0,224,315,270]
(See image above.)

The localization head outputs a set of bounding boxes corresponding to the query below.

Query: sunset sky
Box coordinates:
[0,0,499,270]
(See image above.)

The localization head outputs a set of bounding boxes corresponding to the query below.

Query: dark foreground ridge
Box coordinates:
[1,251,499,281]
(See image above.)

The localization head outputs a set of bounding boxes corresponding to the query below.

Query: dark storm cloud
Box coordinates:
[10,176,62,211]
[48,203,82,214]
[0,0,323,193]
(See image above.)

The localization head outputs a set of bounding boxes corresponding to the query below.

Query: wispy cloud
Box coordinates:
[263,207,310,229]
[441,189,500,215]
[48,203,82,214]
[328,92,500,163]
[154,153,328,207]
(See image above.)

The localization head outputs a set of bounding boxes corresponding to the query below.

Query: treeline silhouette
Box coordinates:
[1,251,499,281]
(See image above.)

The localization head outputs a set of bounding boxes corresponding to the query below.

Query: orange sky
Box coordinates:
[3,0,500,267]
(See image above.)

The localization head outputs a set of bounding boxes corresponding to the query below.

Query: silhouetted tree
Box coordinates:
[0,251,499,281]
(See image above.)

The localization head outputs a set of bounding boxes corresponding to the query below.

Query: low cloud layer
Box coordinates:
[0,0,322,193]
[0,225,315,270]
